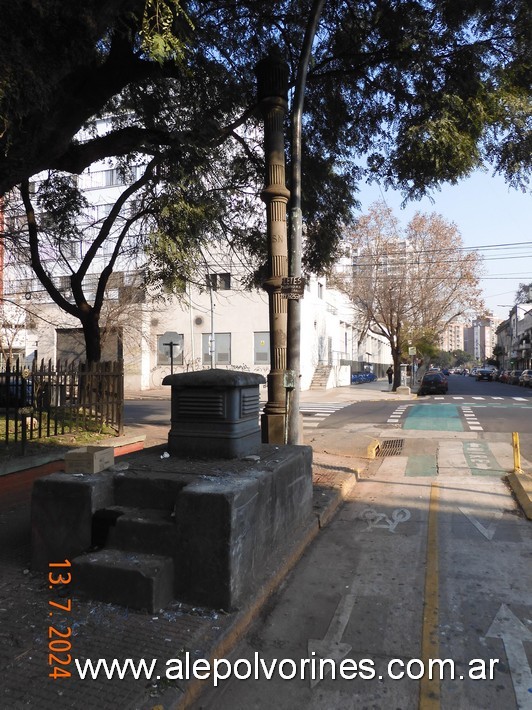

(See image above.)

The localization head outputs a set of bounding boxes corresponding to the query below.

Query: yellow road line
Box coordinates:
[419,482,440,709]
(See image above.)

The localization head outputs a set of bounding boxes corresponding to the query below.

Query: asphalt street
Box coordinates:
[187,376,532,710]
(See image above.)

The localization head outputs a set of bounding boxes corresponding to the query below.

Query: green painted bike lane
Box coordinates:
[404,403,463,432]
[402,403,504,477]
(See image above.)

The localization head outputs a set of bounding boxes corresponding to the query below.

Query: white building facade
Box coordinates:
[1,117,393,390]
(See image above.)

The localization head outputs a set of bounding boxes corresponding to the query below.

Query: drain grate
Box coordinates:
[376,439,404,457]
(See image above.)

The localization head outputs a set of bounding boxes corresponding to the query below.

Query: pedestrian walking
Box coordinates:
[387,365,394,390]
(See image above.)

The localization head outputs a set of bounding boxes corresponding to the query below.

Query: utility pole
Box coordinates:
[255,49,290,444]
[287,0,325,444]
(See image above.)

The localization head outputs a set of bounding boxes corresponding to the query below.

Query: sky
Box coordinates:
[356,171,532,323]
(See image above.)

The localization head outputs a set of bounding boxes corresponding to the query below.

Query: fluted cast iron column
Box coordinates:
[255,50,290,444]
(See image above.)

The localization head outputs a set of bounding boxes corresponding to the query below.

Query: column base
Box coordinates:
[261,411,286,444]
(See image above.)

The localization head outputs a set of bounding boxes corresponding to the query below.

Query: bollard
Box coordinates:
[19,406,33,457]
[512,431,522,473]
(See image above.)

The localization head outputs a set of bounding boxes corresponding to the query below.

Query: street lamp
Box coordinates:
[255,49,290,444]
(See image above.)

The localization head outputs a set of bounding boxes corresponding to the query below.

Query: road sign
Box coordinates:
[281,276,305,299]
[160,332,183,375]
[160,331,181,349]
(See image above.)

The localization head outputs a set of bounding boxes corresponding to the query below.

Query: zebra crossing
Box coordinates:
[389,395,532,432]
[258,402,347,429]
[431,395,530,401]
[299,402,347,428]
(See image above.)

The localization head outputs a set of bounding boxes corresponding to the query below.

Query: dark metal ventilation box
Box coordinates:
[162,369,266,459]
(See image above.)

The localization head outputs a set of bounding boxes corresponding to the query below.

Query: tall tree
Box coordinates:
[333,202,484,389]
[4,138,269,361]
[0,1,530,272]
[15,165,158,363]
[515,282,532,304]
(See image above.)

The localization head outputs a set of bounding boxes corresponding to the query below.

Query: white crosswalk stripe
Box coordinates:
[448,396,531,402]
[299,403,347,428]
[461,405,483,431]
[259,402,347,429]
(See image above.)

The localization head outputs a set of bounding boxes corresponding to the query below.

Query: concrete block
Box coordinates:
[31,472,114,571]
[72,549,174,612]
[507,471,532,519]
[31,444,313,612]
[174,444,313,609]
[174,476,260,609]
[111,509,178,555]
[113,471,189,511]
[64,446,114,473]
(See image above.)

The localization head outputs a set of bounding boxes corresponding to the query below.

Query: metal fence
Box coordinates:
[1,359,124,446]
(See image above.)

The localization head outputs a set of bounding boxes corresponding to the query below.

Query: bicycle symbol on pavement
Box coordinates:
[359,507,411,533]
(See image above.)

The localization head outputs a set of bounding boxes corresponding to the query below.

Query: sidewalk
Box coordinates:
[0,389,378,710]
[125,377,419,403]
[1,379,530,709]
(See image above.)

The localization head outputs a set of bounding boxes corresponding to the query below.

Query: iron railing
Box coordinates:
[1,359,124,447]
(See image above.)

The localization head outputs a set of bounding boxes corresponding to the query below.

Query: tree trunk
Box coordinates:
[392,347,402,391]
[81,311,102,363]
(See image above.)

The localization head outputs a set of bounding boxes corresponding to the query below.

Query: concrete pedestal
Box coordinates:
[31,444,313,611]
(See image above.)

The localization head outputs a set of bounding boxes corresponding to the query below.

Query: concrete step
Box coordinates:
[92,506,178,555]
[72,548,174,612]
[110,508,178,556]
[113,471,189,511]
[310,366,332,389]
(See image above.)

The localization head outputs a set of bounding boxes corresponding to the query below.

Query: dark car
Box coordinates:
[476,368,494,381]
[509,370,523,385]
[418,372,448,396]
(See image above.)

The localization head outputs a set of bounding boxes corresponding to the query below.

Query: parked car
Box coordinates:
[418,372,448,396]
[470,368,478,377]
[509,370,523,385]
[519,369,532,387]
[498,370,510,383]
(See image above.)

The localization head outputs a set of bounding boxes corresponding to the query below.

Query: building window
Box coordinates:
[95,203,114,221]
[157,334,184,366]
[202,333,231,365]
[254,332,270,365]
[104,168,126,187]
[206,273,231,291]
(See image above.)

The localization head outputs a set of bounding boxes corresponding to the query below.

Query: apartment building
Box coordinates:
[438,318,466,353]
[463,316,500,363]
[1,128,392,391]
[495,304,532,369]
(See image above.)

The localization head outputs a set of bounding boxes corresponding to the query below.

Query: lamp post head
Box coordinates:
[255,47,289,103]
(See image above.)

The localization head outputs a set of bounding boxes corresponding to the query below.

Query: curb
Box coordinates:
[507,470,532,519]
[0,434,146,478]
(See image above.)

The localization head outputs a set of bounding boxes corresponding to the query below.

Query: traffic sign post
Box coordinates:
[408,346,416,387]
[161,331,182,375]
